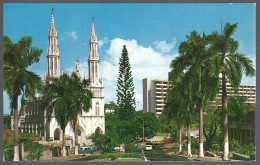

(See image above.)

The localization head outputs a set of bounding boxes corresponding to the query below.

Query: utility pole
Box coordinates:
[143,119,144,142]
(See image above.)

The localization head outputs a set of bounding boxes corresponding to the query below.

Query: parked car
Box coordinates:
[79,146,96,153]
[114,146,125,152]
[145,144,153,151]
[163,136,171,143]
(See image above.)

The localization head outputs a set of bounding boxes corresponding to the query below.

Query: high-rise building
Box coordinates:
[143,78,171,117]
[143,76,256,117]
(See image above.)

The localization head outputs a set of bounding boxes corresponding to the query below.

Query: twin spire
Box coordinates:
[47,9,99,83]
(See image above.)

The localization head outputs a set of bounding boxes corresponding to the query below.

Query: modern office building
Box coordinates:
[143,78,171,117]
[143,76,256,118]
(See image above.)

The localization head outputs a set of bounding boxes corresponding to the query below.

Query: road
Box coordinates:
[143,146,190,161]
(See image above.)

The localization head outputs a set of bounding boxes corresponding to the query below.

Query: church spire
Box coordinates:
[91,16,95,36]
[88,17,100,85]
[51,8,55,28]
[47,8,60,78]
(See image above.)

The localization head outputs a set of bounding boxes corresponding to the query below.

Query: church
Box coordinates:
[17,9,105,146]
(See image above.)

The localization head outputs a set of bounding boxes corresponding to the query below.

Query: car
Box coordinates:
[114,146,125,152]
[145,144,152,151]
[79,146,96,153]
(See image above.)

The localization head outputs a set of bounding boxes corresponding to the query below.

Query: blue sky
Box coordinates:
[3,3,256,114]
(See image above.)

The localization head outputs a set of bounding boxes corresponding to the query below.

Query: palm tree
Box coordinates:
[208,23,255,160]
[68,73,92,155]
[42,73,93,156]
[164,73,196,157]
[170,31,219,157]
[41,74,72,157]
[4,36,43,161]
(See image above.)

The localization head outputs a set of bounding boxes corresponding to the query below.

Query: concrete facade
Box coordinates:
[143,78,171,117]
[143,77,256,118]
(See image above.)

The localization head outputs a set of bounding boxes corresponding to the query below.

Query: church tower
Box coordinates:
[86,17,104,134]
[47,9,60,78]
[88,17,100,86]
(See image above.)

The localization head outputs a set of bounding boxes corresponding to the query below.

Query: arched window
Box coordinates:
[54,128,61,140]
[95,102,100,116]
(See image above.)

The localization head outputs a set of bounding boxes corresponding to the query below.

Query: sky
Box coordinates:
[3,3,256,114]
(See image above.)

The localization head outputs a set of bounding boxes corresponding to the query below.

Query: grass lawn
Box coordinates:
[115,158,144,161]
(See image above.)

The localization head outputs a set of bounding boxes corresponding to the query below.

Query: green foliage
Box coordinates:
[19,132,39,137]
[135,111,159,139]
[203,101,222,150]
[105,101,117,111]
[158,113,178,135]
[230,140,255,155]
[6,150,14,161]
[26,142,44,161]
[41,73,92,150]
[4,138,14,147]
[191,138,199,155]
[4,36,43,160]
[228,96,253,128]
[4,36,43,114]
[211,144,221,152]
[91,132,119,153]
[90,153,144,161]
[117,45,136,120]
[125,144,141,153]
[3,127,14,147]
[23,139,33,151]
[4,124,9,129]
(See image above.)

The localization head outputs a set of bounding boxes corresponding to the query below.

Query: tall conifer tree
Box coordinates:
[116,45,136,120]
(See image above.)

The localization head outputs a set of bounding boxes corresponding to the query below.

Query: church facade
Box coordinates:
[17,9,105,145]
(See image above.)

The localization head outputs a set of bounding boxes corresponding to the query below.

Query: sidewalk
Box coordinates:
[172,154,241,161]
[39,154,87,161]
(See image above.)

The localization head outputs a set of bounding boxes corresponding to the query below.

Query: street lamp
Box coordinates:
[143,119,144,142]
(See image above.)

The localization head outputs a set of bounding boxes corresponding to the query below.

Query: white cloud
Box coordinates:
[65,31,78,41]
[98,37,109,48]
[101,38,178,110]
[153,38,177,53]
[63,38,178,110]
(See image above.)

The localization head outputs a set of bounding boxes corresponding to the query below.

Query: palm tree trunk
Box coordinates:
[222,72,229,160]
[179,125,182,152]
[62,130,66,157]
[198,98,204,157]
[13,97,20,161]
[74,116,79,155]
[187,123,192,158]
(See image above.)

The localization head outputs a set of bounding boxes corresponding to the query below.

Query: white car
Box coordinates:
[145,145,152,151]
[114,146,125,152]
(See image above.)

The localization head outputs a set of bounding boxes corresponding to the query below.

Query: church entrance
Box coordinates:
[54,128,61,140]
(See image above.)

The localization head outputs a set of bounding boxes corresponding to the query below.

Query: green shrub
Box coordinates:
[125,144,141,153]
[4,124,9,129]
[3,138,14,147]
[19,132,39,137]
[230,140,255,155]
[23,139,33,151]
[211,144,221,152]
[6,150,14,161]
[26,142,44,161]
